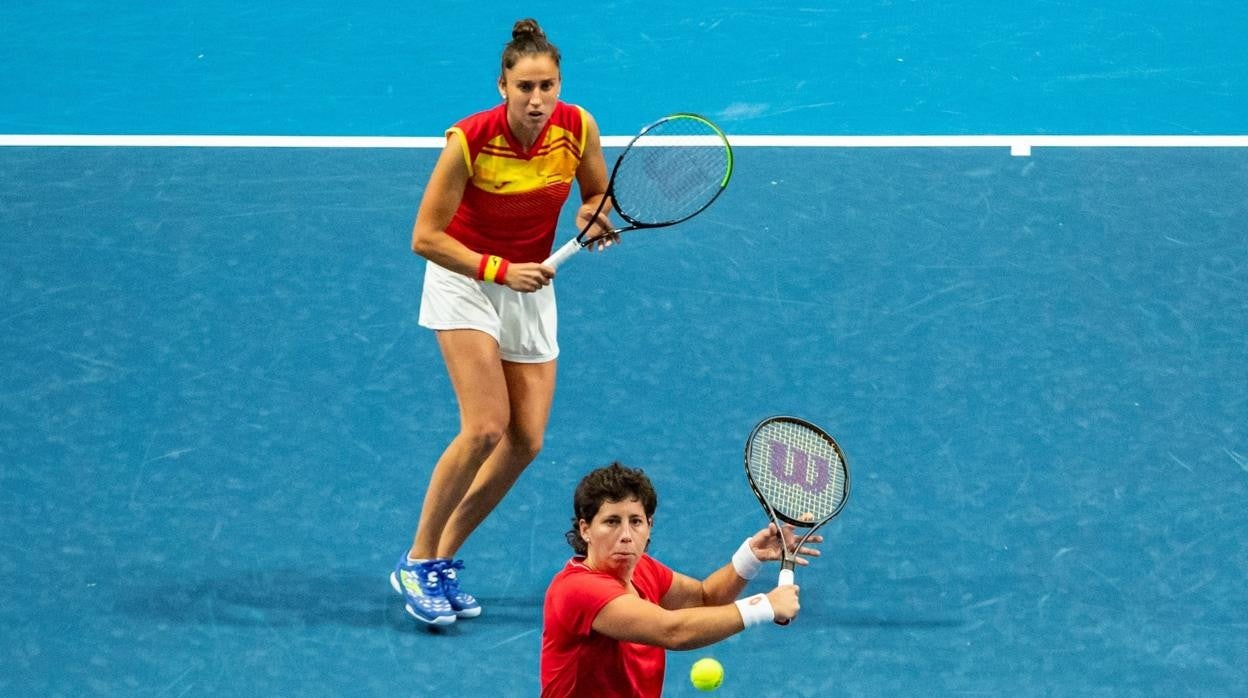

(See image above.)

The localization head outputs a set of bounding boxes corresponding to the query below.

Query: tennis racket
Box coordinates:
[744,415,851,624]
[542,113,733,269]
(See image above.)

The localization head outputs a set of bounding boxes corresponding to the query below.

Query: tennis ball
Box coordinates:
[690,657,724,692]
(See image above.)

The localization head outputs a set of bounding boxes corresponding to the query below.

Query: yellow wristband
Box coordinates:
[482,255,504,283]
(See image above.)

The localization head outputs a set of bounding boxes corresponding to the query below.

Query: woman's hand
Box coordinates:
[748,523,822,567]
[575,202,618,252]
[502,262,555,292]
[766,583,801,623]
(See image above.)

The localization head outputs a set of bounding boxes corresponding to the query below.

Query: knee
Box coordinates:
[461,422,505,456]
[508,430,544,464]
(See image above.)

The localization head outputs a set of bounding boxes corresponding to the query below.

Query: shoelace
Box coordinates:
[437,559,467,596]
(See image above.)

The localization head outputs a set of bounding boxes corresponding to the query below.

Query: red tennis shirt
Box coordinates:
[444,101,587,263]
[540,555,675,698]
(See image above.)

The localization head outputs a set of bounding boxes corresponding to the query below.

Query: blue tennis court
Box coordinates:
[3,4,1246,696]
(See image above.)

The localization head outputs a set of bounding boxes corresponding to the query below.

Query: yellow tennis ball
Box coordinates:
[690,657,724,692]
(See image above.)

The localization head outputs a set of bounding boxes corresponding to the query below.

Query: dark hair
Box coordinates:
[500,18,561,78]
[564,462,658,555]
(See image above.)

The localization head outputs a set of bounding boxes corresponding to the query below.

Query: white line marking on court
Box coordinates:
[2,134,1247,153]
[486,628,538,651]
[719,135,1248,150]
[1225,448,1248,473]
[1168,453,1195,472]
[0,134,449,148]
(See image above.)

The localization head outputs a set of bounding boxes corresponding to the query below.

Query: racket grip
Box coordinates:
[542,238,583,269]
[775,566,795,626]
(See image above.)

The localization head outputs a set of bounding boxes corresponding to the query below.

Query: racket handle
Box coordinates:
[775,566,795,626]
[542,238,583,269]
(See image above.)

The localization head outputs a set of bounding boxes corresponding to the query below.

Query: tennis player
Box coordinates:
[540,462,821,697]
[391,18,614,626]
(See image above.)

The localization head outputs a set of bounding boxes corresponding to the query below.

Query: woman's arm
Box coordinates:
[663,566,748,609]
[411,135,554,292]
[661,523,823,610]
[410,137,475,273]
[571,110,613,246]
[590,585,799,651]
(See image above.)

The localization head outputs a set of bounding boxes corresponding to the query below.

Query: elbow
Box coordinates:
[411,231,432,258]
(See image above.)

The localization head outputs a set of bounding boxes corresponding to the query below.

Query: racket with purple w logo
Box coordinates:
[744,415,850,621]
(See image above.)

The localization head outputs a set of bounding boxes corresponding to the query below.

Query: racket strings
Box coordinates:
[747,422,848,523]
[612,117,730,226]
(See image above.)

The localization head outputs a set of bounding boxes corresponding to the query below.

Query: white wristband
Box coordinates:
[731,538,762,580]
[734,593,775,628]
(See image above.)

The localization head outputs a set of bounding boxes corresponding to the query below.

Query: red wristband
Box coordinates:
[495,259,510,285]
[476,254,490,281]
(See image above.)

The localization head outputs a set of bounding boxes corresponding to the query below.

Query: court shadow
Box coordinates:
[115,569,551,634]
[822,613,964,629]
[115,567,413,631]
[468,595,546,625]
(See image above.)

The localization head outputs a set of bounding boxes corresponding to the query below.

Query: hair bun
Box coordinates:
[500,17,560,75]
[511,18,544,40]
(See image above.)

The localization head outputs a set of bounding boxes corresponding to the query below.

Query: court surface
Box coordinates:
[2,4,1246,696]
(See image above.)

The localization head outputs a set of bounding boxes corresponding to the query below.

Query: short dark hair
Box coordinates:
[500,18,561,79]
[564,462,658,555]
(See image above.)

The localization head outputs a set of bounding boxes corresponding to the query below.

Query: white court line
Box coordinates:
[1,134,1246,155]
[0,134,449,148]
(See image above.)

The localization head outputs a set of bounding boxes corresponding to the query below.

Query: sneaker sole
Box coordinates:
[390,572,456,626]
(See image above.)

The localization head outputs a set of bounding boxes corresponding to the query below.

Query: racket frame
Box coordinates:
[743,415,851,588]
[543,112,733,268]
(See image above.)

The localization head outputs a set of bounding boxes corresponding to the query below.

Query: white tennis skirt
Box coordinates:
[418,260,559,363]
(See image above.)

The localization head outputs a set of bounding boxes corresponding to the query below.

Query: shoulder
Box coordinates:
[637,554,672,575]
[454,103,506,129]
[548,558,591,590]
[551,558,615,590]
[448,104,507,142]
[552,101,594,134]
[635,555,675,591]
[546,559,629,624]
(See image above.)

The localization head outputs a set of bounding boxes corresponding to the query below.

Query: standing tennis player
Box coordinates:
[540,462,821,697]
[391,18,614,626]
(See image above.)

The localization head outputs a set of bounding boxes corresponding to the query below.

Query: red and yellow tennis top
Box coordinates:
[445,101,587,263]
